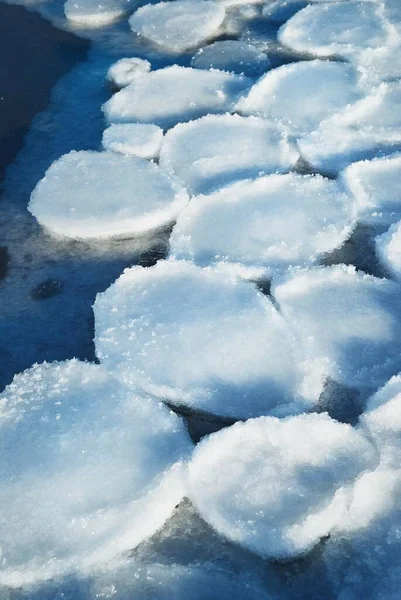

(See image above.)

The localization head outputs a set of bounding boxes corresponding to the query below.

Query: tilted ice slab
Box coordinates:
[29,150,188,239]
[191,40,270,77]
[65,0,136,25]
[103,66,251,130]
[129,1,226,53]
[159,114,298,195]
[273,265,401,402]
[102,124,163,160]
[94,260,308,420]
[298,82,401,174]
[0,360,192,586]
[170,174,355,276]
[188,413,376,560]
[278,1,391,60]
[376,222,401,279]
[341,153,401,227]
[107,57,151,89]
[237,60,363,137]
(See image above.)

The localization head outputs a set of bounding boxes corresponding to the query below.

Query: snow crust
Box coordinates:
[159,114,298,195]
[103,66,251,129]
[94,260,308,420]
[0,360,191,585]
[170,173,355,275]
[102,123,163,159]
[188,413,376,559]
[129,1,226,53]
[28,150,188,239]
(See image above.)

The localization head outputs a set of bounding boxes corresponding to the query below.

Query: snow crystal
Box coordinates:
[188,413,376,559]
[129,1,226,53]
[278,1,391,60]
[169,173,355,275]
[159,114,298,195]
[237,59,363,136]
[107,57,151,89]
[273,265,401,402]
[102,124,163,160]
[341,153,401,227]
[103,66,251,130]
[94,260,308,420]
[191,40,270,77]
[0,360,191,585]
[28,150,188,239]
[64,0,133,25]
[298,81,401,174]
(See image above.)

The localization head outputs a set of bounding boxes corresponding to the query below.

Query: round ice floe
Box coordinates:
[94,260,308,420]
[273,265,401,402]
[28,151,188,239]
[64,0,133,25]
[376,222,401,279]
[107,57,151,89]
[129,1,226,53]
[103,66,251,130]
[102,124,163,160]
[191,40,270,77]
[170,174,355,275]
[237,60,362,136]
[0,360,192,585]
[159,114,298,195]
[188,413,376,559]
[341,153,401,228]
[278,1,391,60]
[298,81,401,174]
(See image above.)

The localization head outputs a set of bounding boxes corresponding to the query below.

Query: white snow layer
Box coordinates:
[107,57,151,89]
[64,0,135,25]
[188,413,377,559]
[278,1,391,60]
[28,150,188,239]
[273,265,401,402]
[341,153,401,227]
[298,81,401,174]
[129,1,226,53]
[376,221,401,279]
[102,124,163,159]
[0,360,192,585]
[102,66,251,130]
[159,114,298,195]
[169,173,355,275]
[191,40,270,77]
[94,260,309,420]
[237,59,363,136]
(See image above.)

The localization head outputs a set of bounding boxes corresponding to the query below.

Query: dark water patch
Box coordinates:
[0,2,88,184]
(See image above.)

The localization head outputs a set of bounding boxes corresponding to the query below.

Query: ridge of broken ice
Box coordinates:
[28,150,189,239]
[94,259,310,420]
[0,360,192,585]
[103,66,252,130]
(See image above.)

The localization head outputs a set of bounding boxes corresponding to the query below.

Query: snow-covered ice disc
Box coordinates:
[107,57,151,89]
[273,266,401,401]
[188,413,376,559]
[102,124,163,159]
[0,360,192,585]
[94,260,308,420]
[129,1,226,53]
[191,40,270,77]
[341,153,401,228]
[159,114,298,195]
[170,173,355,275]
[103,66,251,130]
[28,151,189,239]
[65,0,135,25]
[298,81,401,174]
[278,1,391,60]
[237,59,363,136]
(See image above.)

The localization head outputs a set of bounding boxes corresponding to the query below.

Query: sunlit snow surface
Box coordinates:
[3,0,401,596]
